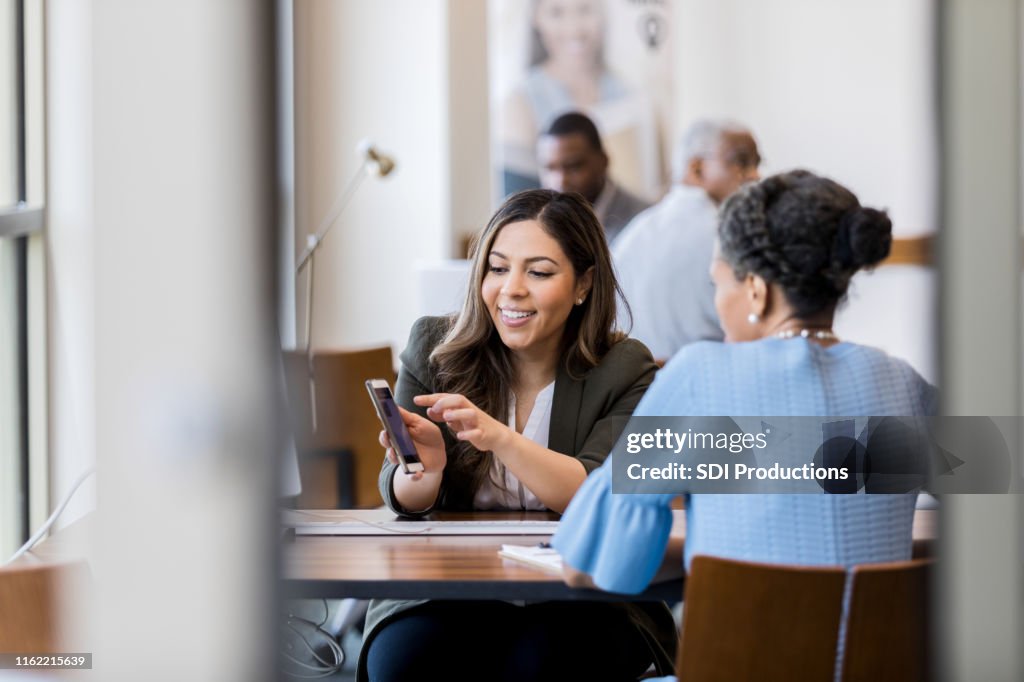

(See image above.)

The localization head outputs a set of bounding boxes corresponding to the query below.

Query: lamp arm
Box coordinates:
[294,158,370,433]
[295,158,370,275]
[292,148,389,434]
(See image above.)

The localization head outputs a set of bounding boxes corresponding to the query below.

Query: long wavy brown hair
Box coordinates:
[430,189,630,493]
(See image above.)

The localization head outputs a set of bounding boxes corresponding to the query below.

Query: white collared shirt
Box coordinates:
[472,381,555,510]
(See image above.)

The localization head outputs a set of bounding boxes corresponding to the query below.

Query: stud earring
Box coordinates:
[576,297,585,305]
[747,312,760,324]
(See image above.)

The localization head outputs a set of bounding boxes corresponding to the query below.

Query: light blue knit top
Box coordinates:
[553,338,938,594]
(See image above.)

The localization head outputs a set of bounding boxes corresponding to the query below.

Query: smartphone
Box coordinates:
[365,379,425,474]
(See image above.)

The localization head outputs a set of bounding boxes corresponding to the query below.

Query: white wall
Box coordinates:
[293,0,451,355]
[448,0,493,253]
[672,0,936,237]
[834,266,937,383]
[672,0,938,378]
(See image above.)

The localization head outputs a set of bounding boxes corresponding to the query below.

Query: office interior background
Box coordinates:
[0,0,1020,679]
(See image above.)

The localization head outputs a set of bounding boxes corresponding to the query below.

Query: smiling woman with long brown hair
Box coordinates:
[358,189,676,682]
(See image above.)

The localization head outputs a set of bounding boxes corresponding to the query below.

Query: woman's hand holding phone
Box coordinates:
[413,393,511,454]
[379,406,447,481]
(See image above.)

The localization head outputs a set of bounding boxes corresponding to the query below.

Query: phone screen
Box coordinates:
[370,384,420,465]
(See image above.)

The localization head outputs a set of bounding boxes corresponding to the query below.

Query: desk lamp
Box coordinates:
[295,140,396,432]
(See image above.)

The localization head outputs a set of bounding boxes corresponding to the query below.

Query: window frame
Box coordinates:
[0,0,45,552]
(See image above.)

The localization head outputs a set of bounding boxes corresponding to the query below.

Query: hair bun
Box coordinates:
[837,207,892,268]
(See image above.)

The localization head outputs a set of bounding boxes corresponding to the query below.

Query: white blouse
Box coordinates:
[472,381,555,510]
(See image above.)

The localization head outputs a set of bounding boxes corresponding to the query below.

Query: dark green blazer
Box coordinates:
[378,315,658,515]
[360,316,675,682]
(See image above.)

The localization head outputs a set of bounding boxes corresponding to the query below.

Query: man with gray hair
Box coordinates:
[612,120,761,360]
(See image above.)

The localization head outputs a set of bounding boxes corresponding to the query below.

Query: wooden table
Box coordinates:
[281,508,938,603]
[282,509,686,602]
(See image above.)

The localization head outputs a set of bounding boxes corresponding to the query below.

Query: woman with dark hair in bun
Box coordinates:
[551,171,937,674]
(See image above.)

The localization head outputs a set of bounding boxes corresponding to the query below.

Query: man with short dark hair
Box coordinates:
[613,119,762,360]
[536,112,651,244]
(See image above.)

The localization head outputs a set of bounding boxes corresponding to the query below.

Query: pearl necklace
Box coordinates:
[775,328,838,341]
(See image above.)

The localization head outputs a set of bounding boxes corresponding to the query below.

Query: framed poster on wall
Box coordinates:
[489,0,674,203]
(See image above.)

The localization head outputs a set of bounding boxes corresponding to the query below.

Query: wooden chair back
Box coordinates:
[676,555,847,682]
[841,559,932,682]
[0,561,91,652]
[283,347,395,508]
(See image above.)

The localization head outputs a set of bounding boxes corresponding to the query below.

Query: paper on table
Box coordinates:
[498,543,563,574]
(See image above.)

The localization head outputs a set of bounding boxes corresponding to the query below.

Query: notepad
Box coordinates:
[498,544,563,574]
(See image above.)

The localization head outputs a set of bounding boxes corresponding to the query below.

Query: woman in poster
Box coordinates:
[498,0,666,199]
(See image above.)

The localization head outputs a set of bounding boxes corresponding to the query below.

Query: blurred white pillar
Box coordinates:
[277,0,296,348]
[48,0,278,679]
[939,0,1023,680]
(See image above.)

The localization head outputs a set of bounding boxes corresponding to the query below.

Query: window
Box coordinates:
[0,0,45,560]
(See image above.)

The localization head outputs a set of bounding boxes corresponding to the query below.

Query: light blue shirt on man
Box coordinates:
[612,186,723,360]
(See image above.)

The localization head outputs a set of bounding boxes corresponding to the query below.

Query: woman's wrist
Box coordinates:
[489,426,522,463]
[393,467,443,511]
